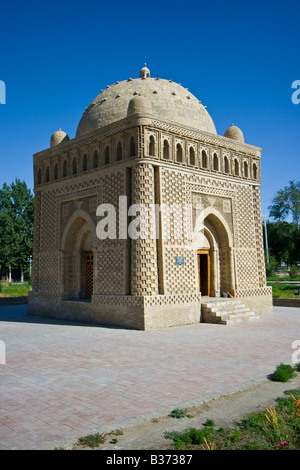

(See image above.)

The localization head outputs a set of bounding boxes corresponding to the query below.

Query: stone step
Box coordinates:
[205,304,249,313]
[201,298,260,325]
[202,300,245,309]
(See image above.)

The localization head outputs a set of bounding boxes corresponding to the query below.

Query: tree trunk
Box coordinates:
[8,266,12,283]
[21,265,24,282]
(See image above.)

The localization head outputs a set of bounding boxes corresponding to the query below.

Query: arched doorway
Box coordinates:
[196,207,234,297]
[61,209,97,301]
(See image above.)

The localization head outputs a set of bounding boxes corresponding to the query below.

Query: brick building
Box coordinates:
[28,65,272,329]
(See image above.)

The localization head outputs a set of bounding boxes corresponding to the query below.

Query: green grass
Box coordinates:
[0,282,32,298]
[76,433,106,448]
[269,283,300,298]
[271,364,297,382]
[164,387,300,450]
[169,408,189,419]
[267,276,300,282]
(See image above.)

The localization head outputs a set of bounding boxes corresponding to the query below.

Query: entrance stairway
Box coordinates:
[201,297,260,325]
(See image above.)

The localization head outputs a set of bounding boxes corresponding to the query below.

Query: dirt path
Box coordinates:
[71,373,300,450]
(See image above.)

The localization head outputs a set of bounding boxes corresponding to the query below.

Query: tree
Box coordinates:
[265,221,299,267]
[268,180,300,228]
[0,179,34,281]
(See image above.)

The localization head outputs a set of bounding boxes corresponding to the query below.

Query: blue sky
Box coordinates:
[0,0,299,217]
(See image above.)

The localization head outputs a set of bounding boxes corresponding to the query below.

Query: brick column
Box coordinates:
[130,163,158,296]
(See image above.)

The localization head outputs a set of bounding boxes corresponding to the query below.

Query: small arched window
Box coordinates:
[116,141,122,161]
[224,156,229,174]
[253,163,258,180]
[45,166,50,183]
[82,154,88,172]
[149,135,155,156]
[72,158,77,175]
[176,143,183,162]
[63,160,67,177]
[93,150,98,169]
[37,169,41,185]
[201,150,207,168]
[213,153,219,171]
[234,159,239,176]
[54,163,58,180]
[104,146,110,165]
[130,136,136,157]
[189,147,195,166]
[244,161,249,178]
[163,140,169,159]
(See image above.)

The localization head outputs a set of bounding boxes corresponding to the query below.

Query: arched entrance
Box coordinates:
[196,207,235,297]
[61,209,97,301]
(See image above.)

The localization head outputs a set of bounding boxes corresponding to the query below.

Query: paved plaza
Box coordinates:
[0,305,299,450]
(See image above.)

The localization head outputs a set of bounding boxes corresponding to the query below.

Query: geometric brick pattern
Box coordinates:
[30,85,271,329]
[131,163,158,296]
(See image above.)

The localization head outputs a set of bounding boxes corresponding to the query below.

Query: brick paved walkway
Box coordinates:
[0,305,299,449]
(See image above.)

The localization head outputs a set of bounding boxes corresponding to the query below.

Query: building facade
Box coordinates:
[28,65,272,329]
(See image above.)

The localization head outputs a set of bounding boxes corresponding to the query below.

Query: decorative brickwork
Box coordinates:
[28,67,272,329]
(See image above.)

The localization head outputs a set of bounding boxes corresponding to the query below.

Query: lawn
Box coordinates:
[0,282,32,298]
[268,283,300,299]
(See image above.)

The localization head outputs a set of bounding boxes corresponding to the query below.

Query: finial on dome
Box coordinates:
[140,63,150,79]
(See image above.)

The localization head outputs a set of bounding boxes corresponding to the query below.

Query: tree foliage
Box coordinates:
[0,179,34,275]
[265,221,299,267]
[266,180,300,270]
[269,180,300,228]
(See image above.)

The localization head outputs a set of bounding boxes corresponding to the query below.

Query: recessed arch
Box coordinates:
[149,135,155,156]
[213,153,219,171]
[189,146,195,165]
[61,209,97,301]
[163,139,169,159]
[104,146,110,165]
[93,149,99,168]
[129,136,136,157]
[195,206,235,296]
[224,155,229,174]
[116,141,122,161]
[61,208,97,251]
[82,153,88,172]
[234,158,239,176]
[45,166,50,183]
[253,162,258,179]
[201,150,208,168]
[72,158,77,175]
[176,143,183,162]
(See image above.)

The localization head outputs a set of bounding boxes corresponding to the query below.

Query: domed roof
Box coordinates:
[140,63,150,79]
[224,124,244,143]
[127,95,152,115]
[50,129,69,147]
[76,66,217,137]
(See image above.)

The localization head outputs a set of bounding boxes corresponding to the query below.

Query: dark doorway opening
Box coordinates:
[198,250,210,296]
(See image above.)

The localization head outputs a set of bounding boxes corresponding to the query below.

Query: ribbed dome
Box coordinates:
[224,124,244,143]
[50,129,69,147]
[76,68,217,137]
